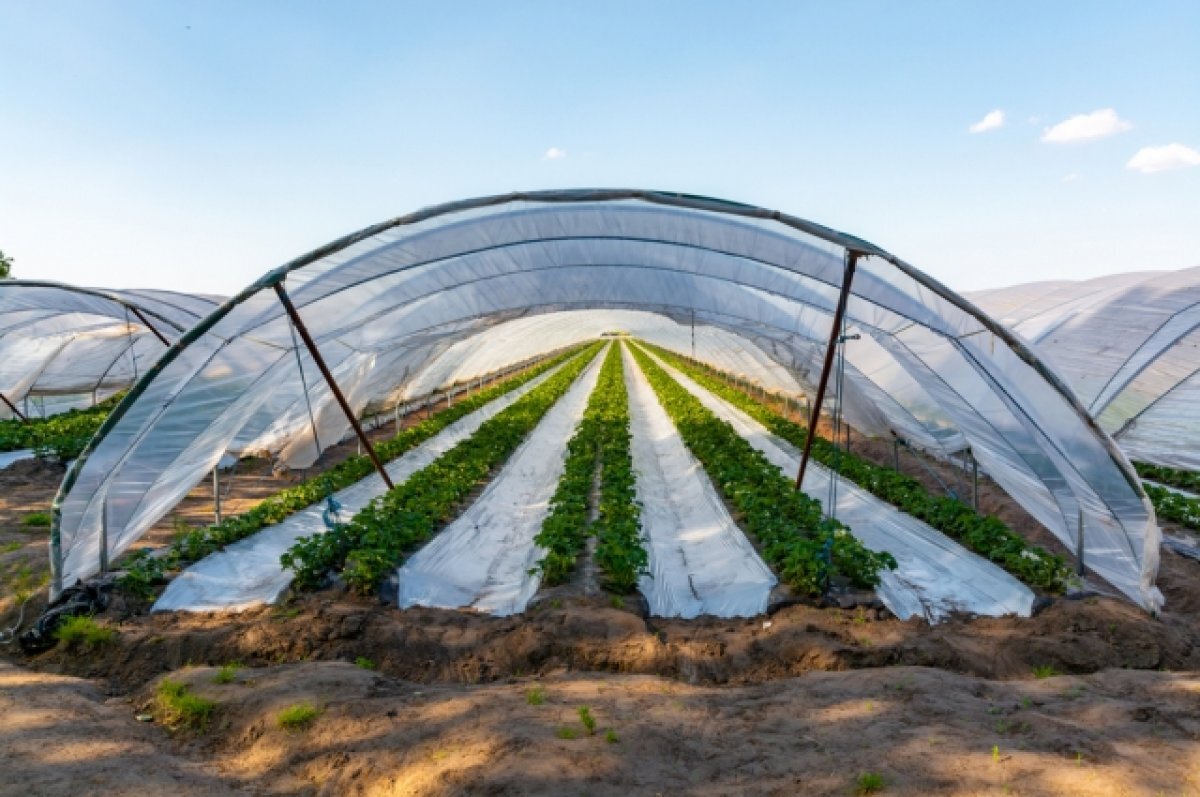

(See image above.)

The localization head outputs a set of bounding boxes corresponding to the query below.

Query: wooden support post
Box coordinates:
[213,468,222,525]
[796,251,860,491]
[273,283,393,490]
[126,306,171,347]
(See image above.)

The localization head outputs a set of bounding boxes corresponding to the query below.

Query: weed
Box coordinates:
[609,594,625,610]
[54,615,116,649]
[526,686,545,706]
[272,606,301,621]
[578,705,596,735]
[22,511,51,527]
[1,541,21,554]
[855,772,885,794]
[212,663,241,684]
[992,744,1001,763]
[1020,696,1033,710]
[354,656,376,670]
[605,728,619,744]
[1032,665,1060,679]
[555,726,579,740]
[277,702,321,731]
[155,680,216,731]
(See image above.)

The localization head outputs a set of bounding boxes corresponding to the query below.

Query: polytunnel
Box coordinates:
[971,266,1200,471]
[49,189,1162,612]
[0,281,223,418]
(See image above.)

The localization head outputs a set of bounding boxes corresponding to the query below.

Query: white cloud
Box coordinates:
[1062,173,1081,182]
[969,109,1005,134]
[1027,115,1041,125]
[542,147,567,160]
[1041,108,1133,143]
[1126,143,1200,174]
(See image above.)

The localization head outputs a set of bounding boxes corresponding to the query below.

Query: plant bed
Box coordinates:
[627,345,894,597]
[639,343,1072,592]
[283,342,606,594]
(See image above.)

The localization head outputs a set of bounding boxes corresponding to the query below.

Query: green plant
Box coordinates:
[609,594,625,609]
[629,344,894,595]
[1032,665,1059,679]
[155,679,216,731]
[0,392,125,459]
[992,744,1001,763]
[117,346,589,597]
[1143,483,1200,531]
[1134,461,1200,494]
[1,541,21,554]
[212,663,241,684]
[54,615,116,649]
[555,726,579,740]
[22,511,51,528]
[285,343,605,594]
[643,343,1072,592]
[277,702,321,731]
[526,686,546,706]
[604,728,619,744]
[578,705,596,735]
[354,656,376,670]
[855,772,886,794]
[533,343,648,591]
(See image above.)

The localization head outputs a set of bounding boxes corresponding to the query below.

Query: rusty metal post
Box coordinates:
[796,251,860,491]
[126,306,171,346]
[1,392,28,423]
[273,283,393,490]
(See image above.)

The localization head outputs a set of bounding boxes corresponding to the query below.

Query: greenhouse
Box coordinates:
[48,189,1163,617]
[0,281,223,419]
[970,267,1200,471]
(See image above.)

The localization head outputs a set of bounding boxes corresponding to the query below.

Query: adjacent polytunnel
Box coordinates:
[971,266,1200,471]
[49,189,1163,611]
[0,281,223,418]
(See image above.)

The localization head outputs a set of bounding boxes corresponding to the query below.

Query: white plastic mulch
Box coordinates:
[395,346,608,615]
[624,345,777,618]
[151,361,570,613]
[643,349,1035,623]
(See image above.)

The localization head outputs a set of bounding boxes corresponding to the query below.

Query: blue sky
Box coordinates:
[1,1,1197,294]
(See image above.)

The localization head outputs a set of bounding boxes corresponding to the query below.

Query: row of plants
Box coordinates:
[0,393,125,460]
[640,343,1072,592]
[282,342,607,594]
[1134,461,1200,495]
[1143,484,1200,531]
[533,343,648,592]
[628,344,895,596]
[116,345,588,598]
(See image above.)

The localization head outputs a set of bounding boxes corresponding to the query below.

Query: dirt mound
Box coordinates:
[10,659,1192,796]
[24,583,1200,693]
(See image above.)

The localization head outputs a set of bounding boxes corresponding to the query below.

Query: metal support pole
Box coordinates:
[0,392,28,423]
[273,283,393,490]
[213,468,222,525]
[126,306,171,347]
[1076,507,1086,577]
[796,251,860,490]
[971,451,979,511]
[892,437,900,471]
[691,308,696,359]
[98,498,109,575]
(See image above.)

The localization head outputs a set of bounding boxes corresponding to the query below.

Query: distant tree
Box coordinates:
[0,249,12,278]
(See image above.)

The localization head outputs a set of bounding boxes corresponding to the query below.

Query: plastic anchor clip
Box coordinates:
[322,495,344,530]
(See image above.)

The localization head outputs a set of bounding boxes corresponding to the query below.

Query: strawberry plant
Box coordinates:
[284,342,607,594]
[642,343,1071,592]
[1143,483,1200,530]
[533,342,647,591]
[1134,461,1200,494]
[628,345,895,596]
[117,346,588,598]
[0,392,125,460]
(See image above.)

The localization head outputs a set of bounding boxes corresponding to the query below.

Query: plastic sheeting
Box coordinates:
[396,347,606,615]
[624,346,777,618]
[151,360,569,612]
[644,349,1034,621]
[970,267,1200,471]
[0,281,222,419]
[51,190,1160,612]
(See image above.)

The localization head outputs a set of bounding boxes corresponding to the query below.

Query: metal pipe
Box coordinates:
[213,468,222,524]
[1076,507,1086,577]
[126,305,171,347]
[272,283,394,490]
[98,498,109,575]
[0,392,28,423]
[971,451,979,511]
[796,250,860,490]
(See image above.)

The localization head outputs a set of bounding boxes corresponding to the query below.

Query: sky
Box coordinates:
[1,1,1197,295]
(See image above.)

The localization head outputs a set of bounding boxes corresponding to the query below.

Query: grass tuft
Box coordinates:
[1032,665,1060,679]
[855,771,886,794]
[578,705,596,735]
[354,656,376,670]
[277,702,321,731]
[54,615,116,649]
[212,663,241,684]
[555,726,579,740]
[526,686,545,706]
[155,679,216,731]
[23,511,51,527]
